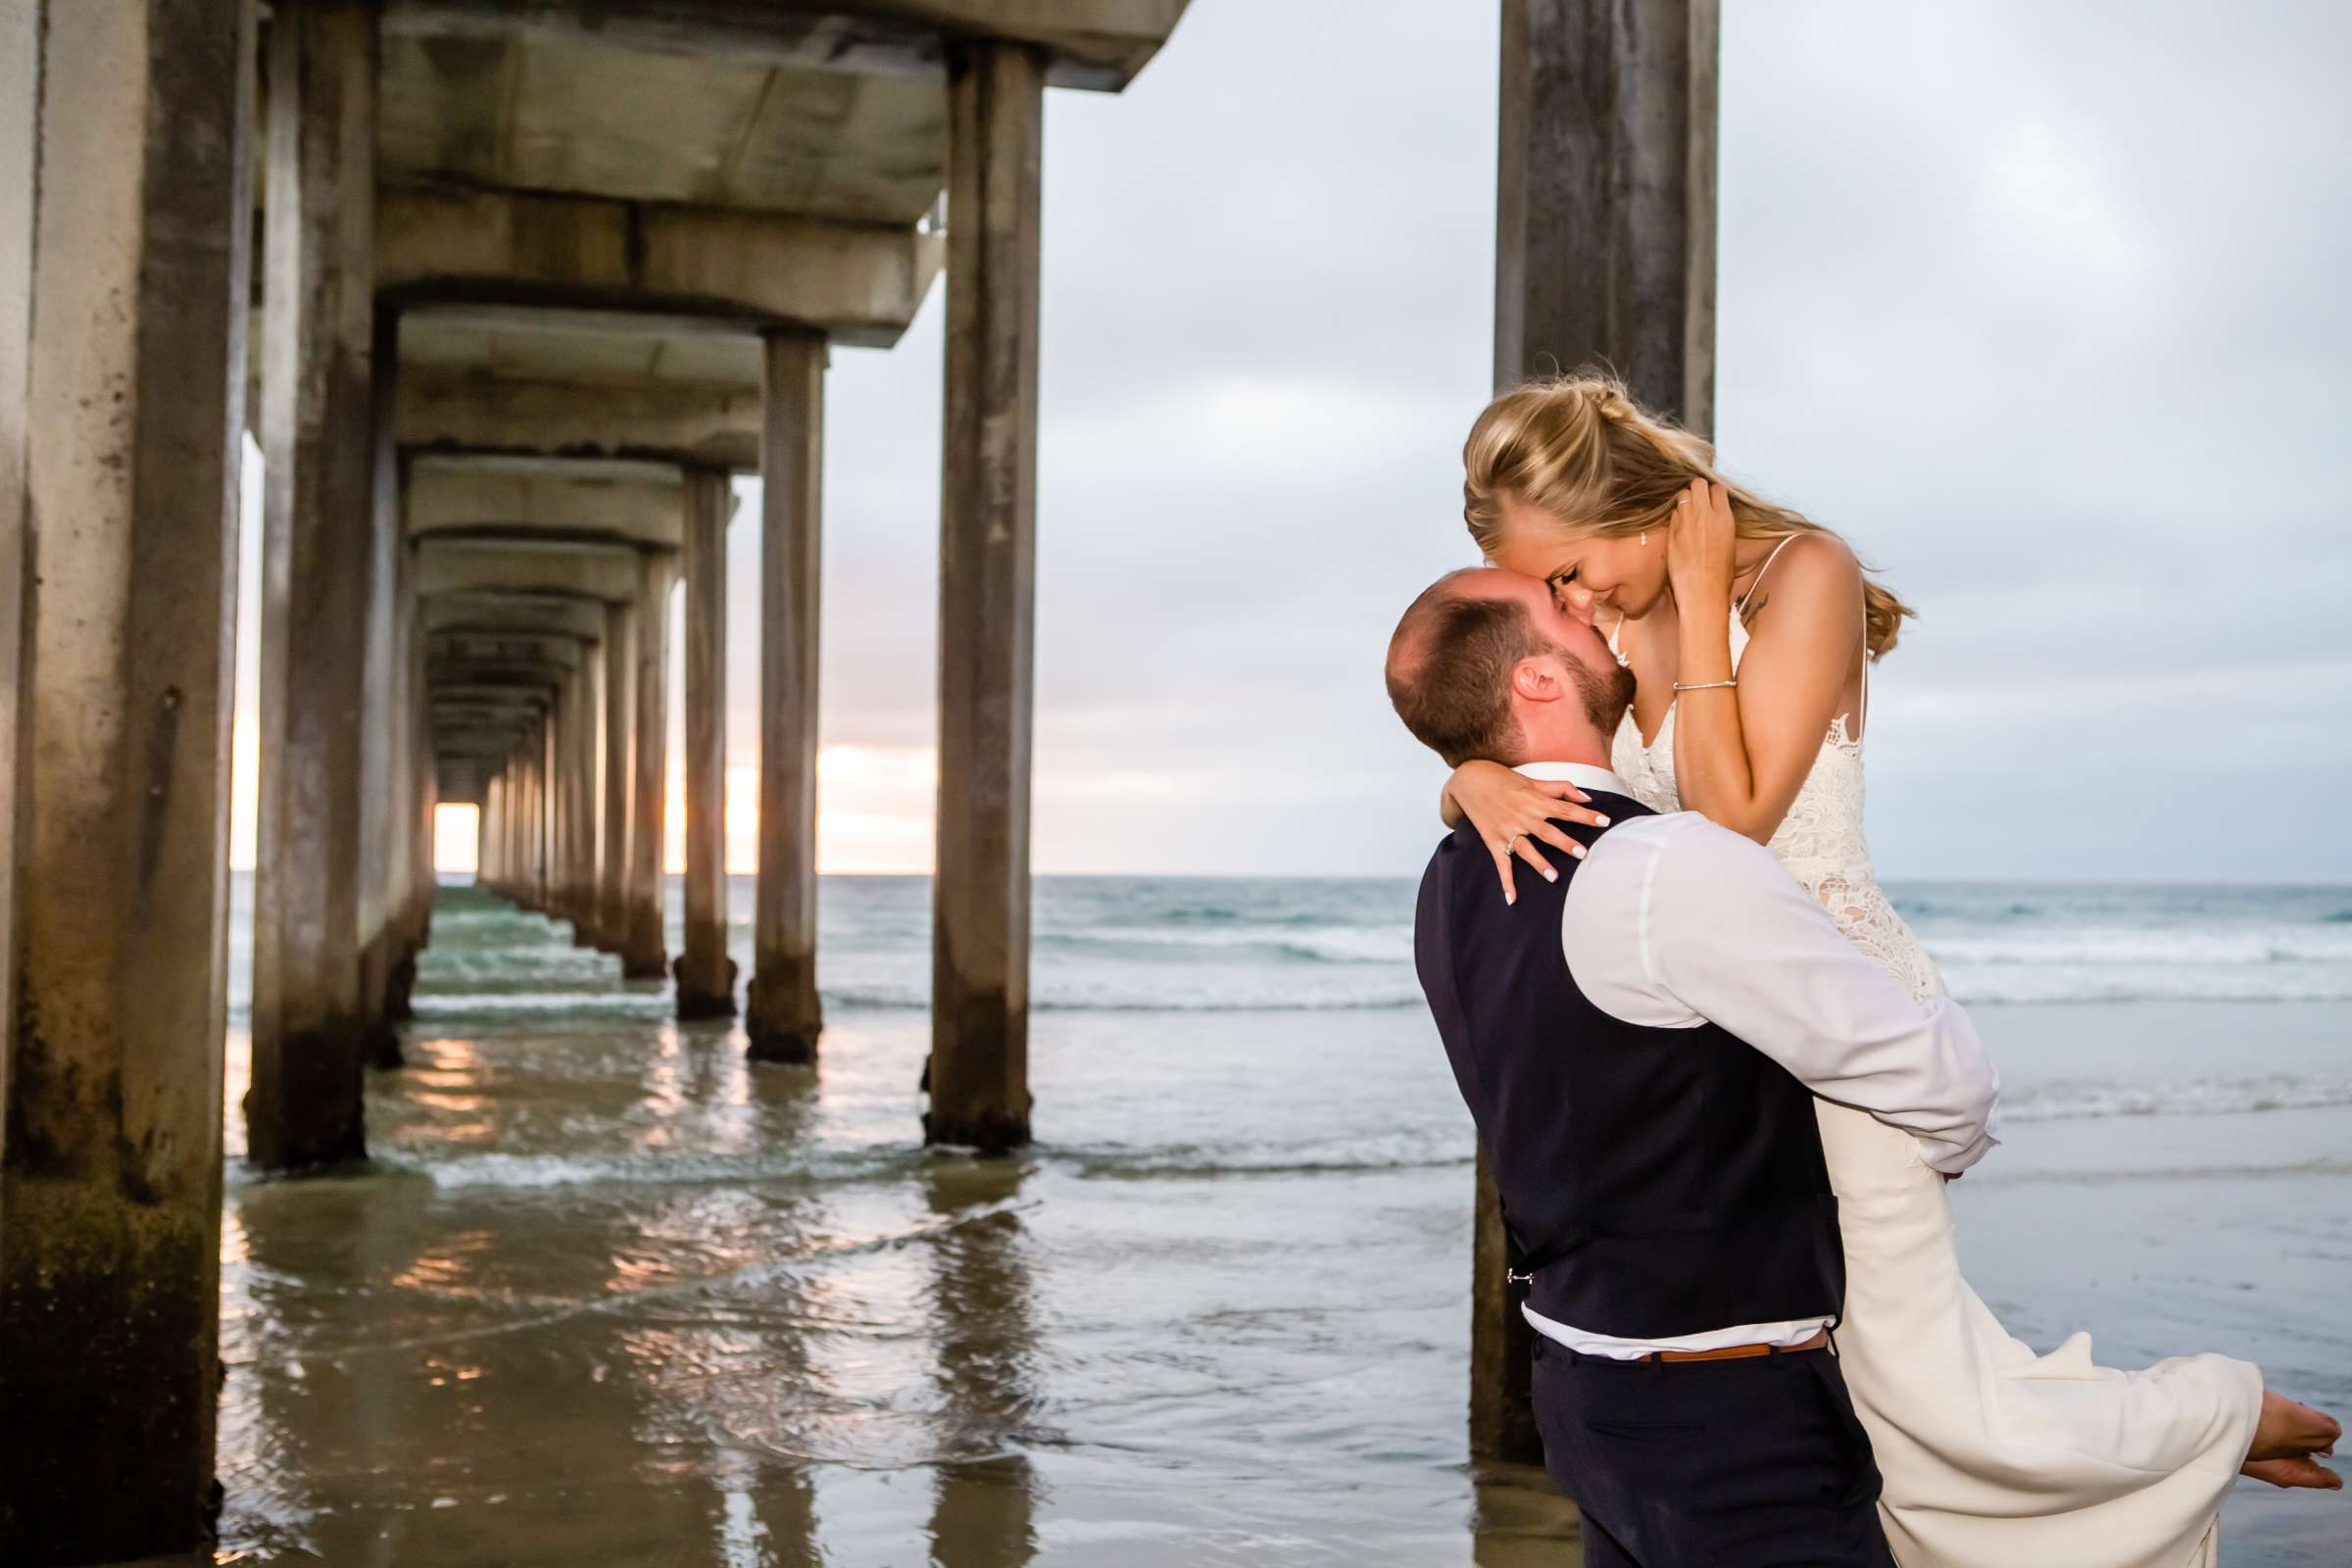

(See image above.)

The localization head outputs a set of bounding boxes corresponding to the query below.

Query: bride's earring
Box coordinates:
[1641,532,1648,546]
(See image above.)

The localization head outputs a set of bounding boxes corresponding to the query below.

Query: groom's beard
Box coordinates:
[1572,659,1639,735]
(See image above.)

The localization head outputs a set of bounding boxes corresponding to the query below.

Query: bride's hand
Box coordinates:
[1445,760,1612,905]
[1664,477,1737,610]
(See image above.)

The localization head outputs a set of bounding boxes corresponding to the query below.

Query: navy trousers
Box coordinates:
[1530,1336,1897,1568]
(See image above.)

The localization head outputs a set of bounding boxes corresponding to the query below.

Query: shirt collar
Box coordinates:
[1513,760,1636,799]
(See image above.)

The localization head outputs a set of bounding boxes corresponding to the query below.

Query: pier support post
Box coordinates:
[620,549,674,978]
[928,42,1046,1152]
[1477,0,1720,1466]
[746,330,826,1061]
[0,0,254,1555]
[358,313,404,1068]
[676,469,738,1018]
[0,0,33,1255]
[251,0,379,1171]
[598,599,637,951]
[570,612,607,947]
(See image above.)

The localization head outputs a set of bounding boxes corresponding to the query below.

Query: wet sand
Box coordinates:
[183,889,2348,1564]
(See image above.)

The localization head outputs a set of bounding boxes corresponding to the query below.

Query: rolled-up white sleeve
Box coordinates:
[1639,818,2001,1174]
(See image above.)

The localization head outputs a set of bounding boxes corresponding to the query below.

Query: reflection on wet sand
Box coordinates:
[197,891,1583,1565]
[922,1161,1043,1568]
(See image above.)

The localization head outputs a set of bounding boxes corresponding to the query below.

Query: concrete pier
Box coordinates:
[675,469,737,1018]
[745,331,827,1061]
[0,3,1196,1549]
[1470,0,1722,1469]
[0,0,254,1557]
[927,42,1049,1153]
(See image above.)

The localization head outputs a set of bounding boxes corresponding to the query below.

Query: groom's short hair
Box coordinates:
[1387,573,1546,767]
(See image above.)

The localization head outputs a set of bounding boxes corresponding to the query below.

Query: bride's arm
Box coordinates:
[1667,485,1866,844]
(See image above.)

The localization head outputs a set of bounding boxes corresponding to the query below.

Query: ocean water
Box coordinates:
[208,875,2352,1565]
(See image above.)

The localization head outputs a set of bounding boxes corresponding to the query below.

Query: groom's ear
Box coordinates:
[1507,657,1561,704]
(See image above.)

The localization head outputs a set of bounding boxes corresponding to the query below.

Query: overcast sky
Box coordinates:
[234,1,2352,882]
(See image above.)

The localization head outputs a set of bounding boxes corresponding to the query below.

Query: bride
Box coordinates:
[1439,373,2338,1565]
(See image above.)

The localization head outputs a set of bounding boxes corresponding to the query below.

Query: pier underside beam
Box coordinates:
[675,470,737,1018]
[746,330,827,1061]
[381,0,1189,92]
[400,364,762,469]
[251,0,382,1174]
[927,41,1045,1153]
[1474,0,1721,1468]
[0,0,253,1556]
[377,187,942,346]
[407,455,688,550]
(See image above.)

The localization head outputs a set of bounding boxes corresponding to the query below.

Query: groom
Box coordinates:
[1388,567,2002,1567]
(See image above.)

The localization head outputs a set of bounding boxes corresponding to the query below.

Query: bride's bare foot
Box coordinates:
[2241,1390,2342,1489]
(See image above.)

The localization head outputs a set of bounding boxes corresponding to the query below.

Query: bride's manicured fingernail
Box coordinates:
[1542,867,1557,883]
[1570,844,1588,859]
[1593,814,1611,827]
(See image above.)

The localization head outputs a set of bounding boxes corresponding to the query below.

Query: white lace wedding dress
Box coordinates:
[1605,608,2263,1568]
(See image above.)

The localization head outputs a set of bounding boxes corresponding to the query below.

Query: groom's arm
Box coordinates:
[1569,813,2000,1174]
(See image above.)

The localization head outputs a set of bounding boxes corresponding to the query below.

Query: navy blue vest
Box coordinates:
[1414,795,1844,1338]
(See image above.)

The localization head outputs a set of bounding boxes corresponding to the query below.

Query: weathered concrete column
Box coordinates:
[0,0,254,1556]
[619,550,674,978]
[1495,0,1718,424]
[479,771,502,892]
[1475,0,1720,1467]
[675,469,737,1018]
[568,621,605,944]
[250,0,378,1171]
[928,41,1046,1152]
[548,669,575,922]
[597,599,637,951]
[0,0,34,1253]
[539,710,559,910]
[358,311,405,1068]
[746,330,826,1061]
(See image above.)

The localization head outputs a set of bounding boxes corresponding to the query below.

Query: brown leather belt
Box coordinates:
[1638,1328,1830,1363]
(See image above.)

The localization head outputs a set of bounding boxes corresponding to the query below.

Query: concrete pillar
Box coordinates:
[539,711,558,910]
[928,41,1045,1152]
[1477,0,1720,1467]
[358,310,404,1068]
[395,579,430,1008]
[0,0,34,1250]
[479,772,501,892]
[597,598,637,951]
[746,330,826,1061]
[548,670,574,921]
[250,0,378,1171]
[619,550,674,978]
[675,469,737,1018]
[568,622,604,944]
[1495,0,1719,425]
[0,0,255,1557]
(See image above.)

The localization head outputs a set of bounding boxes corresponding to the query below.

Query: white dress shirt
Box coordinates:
[1511,761,2002,1359]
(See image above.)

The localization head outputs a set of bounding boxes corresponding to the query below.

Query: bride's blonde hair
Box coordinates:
[1463,371,1915,660]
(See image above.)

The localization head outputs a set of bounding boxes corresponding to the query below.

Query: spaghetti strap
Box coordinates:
[1856,624,1870,740]
[1735,534,1802,615]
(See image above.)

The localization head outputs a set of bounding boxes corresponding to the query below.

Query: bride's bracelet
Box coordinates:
[1671,678,1738,693]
